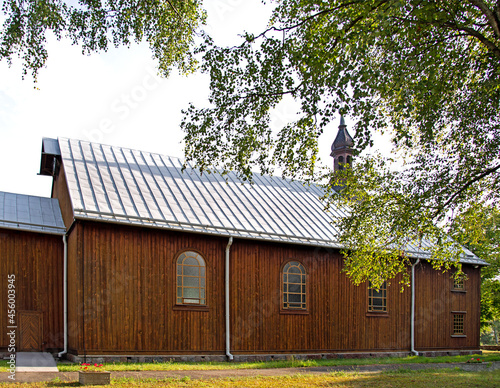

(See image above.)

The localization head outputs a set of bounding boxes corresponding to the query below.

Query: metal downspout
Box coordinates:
[58,234,68,358]
[225,237,234,361]
[411,258,420,356]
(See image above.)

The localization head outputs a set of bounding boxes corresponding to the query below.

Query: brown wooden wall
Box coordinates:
[68,221,227,355]
[52,162,75,230]
[229,239,411,353]
[67,223,80,354]
[415,261,481,350]
[65,220,482,355]
[0,228,63,352]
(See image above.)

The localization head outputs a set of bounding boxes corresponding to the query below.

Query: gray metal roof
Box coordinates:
[0,191,66,235]
[57,138,487,266]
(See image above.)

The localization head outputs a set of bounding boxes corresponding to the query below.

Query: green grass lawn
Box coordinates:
[1,369,500,387]
[50,350,500,372]
[0,351,499,372]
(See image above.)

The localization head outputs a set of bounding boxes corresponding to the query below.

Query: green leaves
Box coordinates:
[182,29,319,181]
[181,0,500,286]
[450,204,500,326]
[0,0,206,79]
[1,0,67,76]
[325,154,465,288]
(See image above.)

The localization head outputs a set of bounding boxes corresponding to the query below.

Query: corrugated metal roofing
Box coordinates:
[0,191,66,235]
[57,138,487,266]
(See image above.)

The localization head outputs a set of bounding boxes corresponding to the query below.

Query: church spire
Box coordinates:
[330,115,354,172]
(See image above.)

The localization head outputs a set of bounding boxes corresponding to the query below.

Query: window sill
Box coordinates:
[173,305,209,312]
[451,289,467,293]
[451,335,467,338]
[280,310,309,315]
[366,312,389,317]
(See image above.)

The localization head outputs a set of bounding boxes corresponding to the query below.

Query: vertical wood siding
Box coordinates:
[415,261,481,350]
[230,239,411,353]
[67,223,80,353]
[52,163,75,229]
[66,221,482,355]
[0,229,63,352]
[72,222,226,354]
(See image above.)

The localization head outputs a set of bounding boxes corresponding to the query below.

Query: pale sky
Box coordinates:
[0,1,359,198]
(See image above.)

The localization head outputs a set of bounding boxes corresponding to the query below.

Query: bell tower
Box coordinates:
[330,115,354,172]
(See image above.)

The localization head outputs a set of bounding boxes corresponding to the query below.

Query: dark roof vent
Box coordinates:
[39,138,61,177]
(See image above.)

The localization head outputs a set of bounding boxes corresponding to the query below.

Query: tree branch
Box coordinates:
[466,0,500,38]
[166,0,182,19]
[250,1,364,42]
[389,11,500,59]
[443,22,500,59]
[165,0,198,32]
[433,163,500,219]
[243,82,304,100]
[248,0,389,44]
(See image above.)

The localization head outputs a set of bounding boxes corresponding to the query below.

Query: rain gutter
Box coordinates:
[411,258,420,356]
[225,236,234,361]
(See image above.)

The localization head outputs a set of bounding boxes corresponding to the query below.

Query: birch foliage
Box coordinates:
[1,0,206,79]
[182,0,500,286]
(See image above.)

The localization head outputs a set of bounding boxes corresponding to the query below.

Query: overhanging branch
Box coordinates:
[247,0,388,44]
[433,163,500,219]
[166,0,182,19]
[466,0,500,38]
[443,22,500,59]
[243,82,304,100]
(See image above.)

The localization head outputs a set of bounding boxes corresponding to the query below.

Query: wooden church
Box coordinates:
[0,119,486,362]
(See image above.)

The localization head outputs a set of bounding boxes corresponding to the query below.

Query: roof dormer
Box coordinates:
[39,138,61,177]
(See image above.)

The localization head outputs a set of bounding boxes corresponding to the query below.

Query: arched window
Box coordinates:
[282,261,307,310]
[176,251,206,305]
[346,155,352,166]
[338,156,344,170]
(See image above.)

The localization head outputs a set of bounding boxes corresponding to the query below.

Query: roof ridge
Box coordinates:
[58,136,186,164]
[59,137,324,191]
[0,190,55,200]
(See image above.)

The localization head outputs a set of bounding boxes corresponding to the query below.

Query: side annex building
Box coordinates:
[0,122,487,361]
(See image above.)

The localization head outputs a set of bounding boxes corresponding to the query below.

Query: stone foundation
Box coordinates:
[65,353,227,363]
[61,349,482,364]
